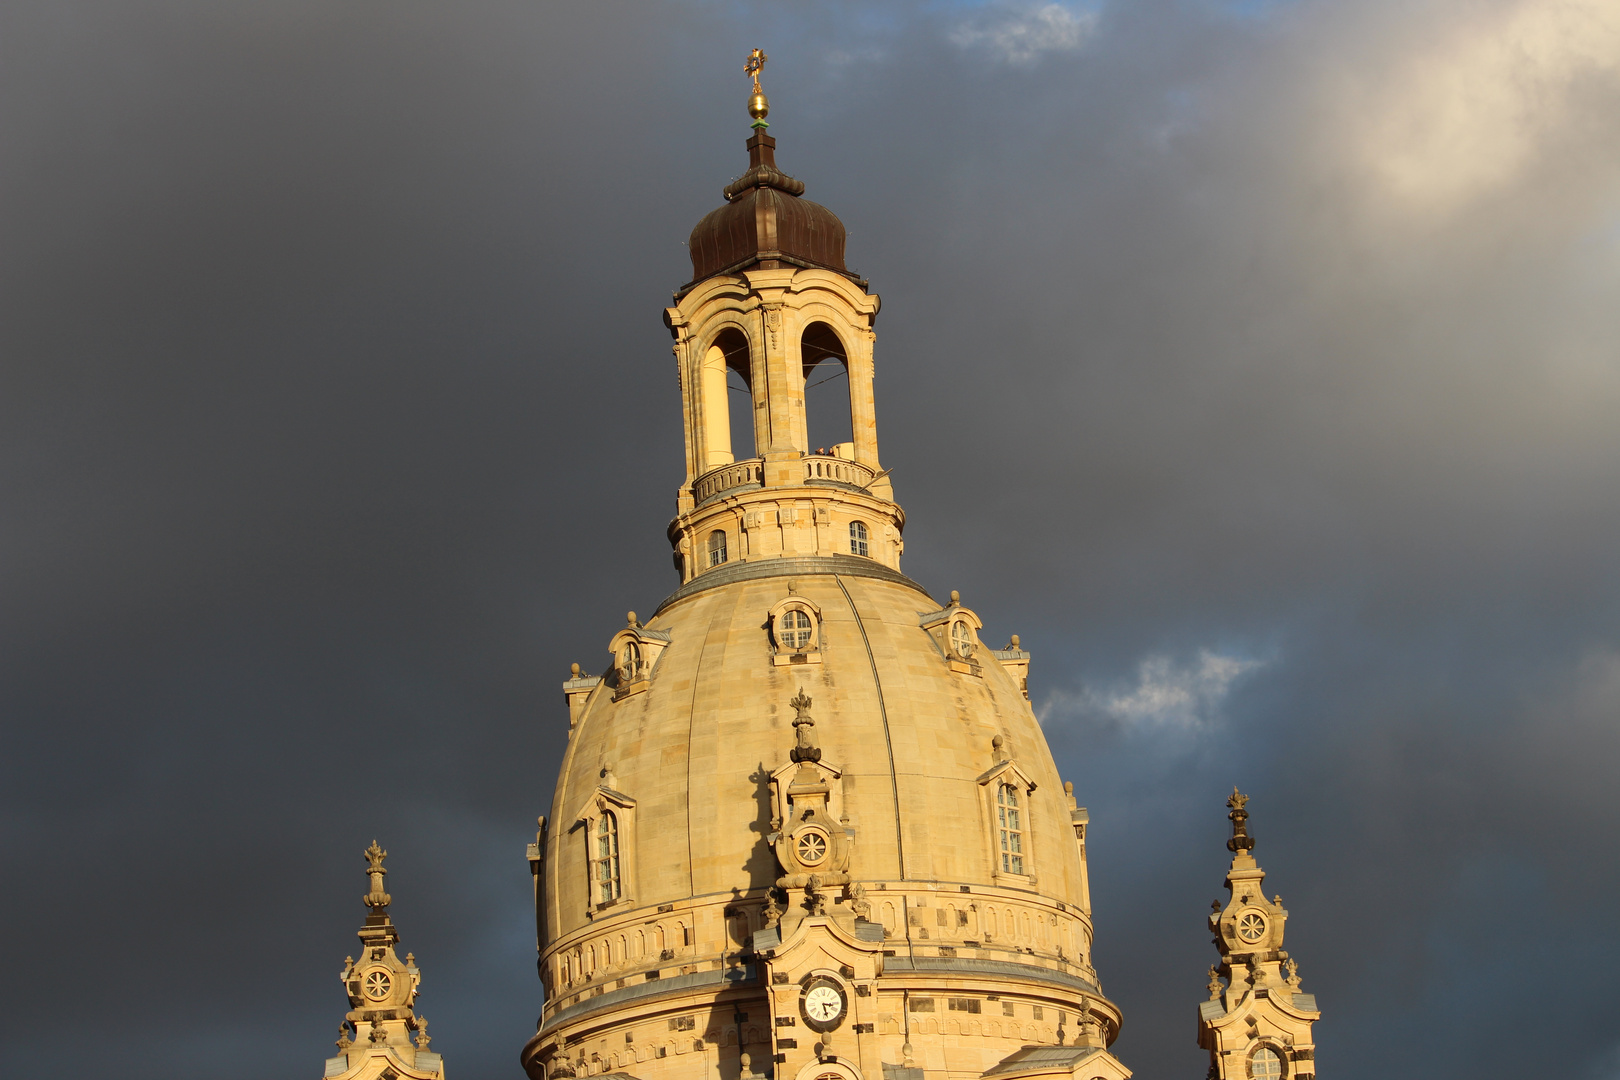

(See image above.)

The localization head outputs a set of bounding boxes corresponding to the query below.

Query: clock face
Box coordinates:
[803,984,845,1029]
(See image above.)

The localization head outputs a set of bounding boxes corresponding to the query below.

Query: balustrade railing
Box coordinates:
[690,455,876,507]
[692,460,764,505]
[802,455,875,488]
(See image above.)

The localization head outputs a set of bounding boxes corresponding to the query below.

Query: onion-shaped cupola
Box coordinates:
[683,51,855,289]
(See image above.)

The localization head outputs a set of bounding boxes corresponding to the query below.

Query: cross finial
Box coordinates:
[745,48,768,92]
[744,49,771,126]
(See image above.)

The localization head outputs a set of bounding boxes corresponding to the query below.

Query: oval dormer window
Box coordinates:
[951,620,975,658]
[778,608,814,651]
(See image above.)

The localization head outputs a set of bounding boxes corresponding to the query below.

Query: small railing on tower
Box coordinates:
[693,459,765,506]
[802,454,874,490]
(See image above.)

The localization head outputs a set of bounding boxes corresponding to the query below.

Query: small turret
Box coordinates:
[1196,791,1320,1080]
[322,842,445,1080]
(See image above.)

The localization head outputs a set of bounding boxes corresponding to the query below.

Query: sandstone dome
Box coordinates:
[523,118,1121,1080]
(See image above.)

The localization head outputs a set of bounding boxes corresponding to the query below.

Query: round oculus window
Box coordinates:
[1236,911,1268,943]
[795,829,830,866]
[362,968,393,1001]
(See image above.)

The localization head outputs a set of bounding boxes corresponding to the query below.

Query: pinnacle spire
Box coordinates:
[325,842,446,1077]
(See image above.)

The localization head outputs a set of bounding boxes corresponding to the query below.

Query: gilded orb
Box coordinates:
[748,91,769,121]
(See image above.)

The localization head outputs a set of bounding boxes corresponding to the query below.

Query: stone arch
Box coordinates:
[699,325,754,467]
[801,319,853,454]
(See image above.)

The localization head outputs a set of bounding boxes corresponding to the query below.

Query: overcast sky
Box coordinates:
[3,1,1619,1077]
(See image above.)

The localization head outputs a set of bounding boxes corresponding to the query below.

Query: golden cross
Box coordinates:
[744,48,768,93]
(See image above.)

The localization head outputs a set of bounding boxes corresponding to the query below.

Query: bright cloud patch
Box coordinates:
[1350,0,1620,211]
[1040,650,1266,731]
[950,3,1098,65]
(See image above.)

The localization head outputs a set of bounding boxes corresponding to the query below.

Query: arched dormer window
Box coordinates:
[996,783,1025,874]
[978,759,1037,885]
[849,520,869,557]
[593,811,621,904]
[606,616,670,701]
[767,593,823,665]
[920,593,985,676]
[574,787,637,916]
[708,529,728,567]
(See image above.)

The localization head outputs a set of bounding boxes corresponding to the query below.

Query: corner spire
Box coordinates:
[323,842,446,1079]
[1197,792,1320,1080]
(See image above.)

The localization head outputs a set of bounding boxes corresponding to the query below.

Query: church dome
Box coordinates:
[685,130,851,287]
[532,565,1112,1077]
[524,78,1123,1080]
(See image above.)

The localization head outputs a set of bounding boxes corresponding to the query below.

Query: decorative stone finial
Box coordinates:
[846,881,871,919]
[1226,787,1255,855]
[805,874,827,915]
[744,48,769,126]
[788,689,820,763]
[1207,965,1223,999]
[950,589,960,604]
[570,662,580,677]
[1009,634,1020,649]
[368,1019,388,1044]
[626,611,638,628]
[363,840,391,910]
[762,888,783,927]
[336,1023,354,1050]
[415,1016,431,1049]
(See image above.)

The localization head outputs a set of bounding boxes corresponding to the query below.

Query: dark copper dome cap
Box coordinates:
[683,129,857,292]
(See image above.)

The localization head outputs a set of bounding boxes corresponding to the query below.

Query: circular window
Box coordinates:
[1237,911,1268,943]
[795,829,829,866]
[363,968,393,1001]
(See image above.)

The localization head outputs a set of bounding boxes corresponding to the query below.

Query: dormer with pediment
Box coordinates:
[978,740,1040,889]
[571,767,639,918]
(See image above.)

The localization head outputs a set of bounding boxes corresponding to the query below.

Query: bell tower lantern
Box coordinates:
[663,54,900,585]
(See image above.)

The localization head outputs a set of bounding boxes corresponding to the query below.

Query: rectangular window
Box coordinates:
[948,998,981,1013]
[997,783,1025,875]
[593,812,621,903]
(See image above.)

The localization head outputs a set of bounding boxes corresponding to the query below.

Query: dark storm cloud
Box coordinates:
[3,1,1618,1078]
